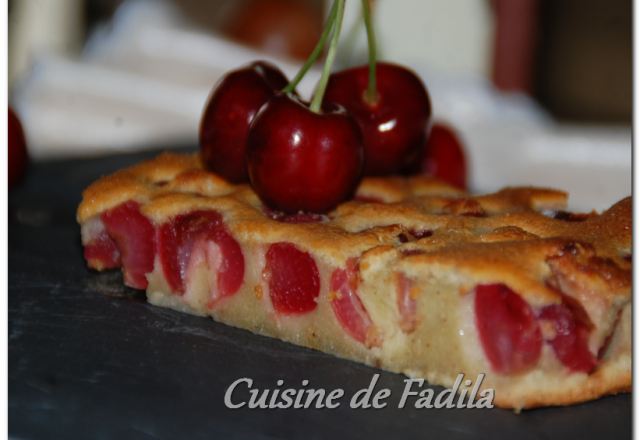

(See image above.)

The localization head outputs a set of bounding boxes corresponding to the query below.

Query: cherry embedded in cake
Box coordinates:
[264,242,320,315]
[100,201,156,289]
[330,258,380,347]
[77,152,631,410]
[539,302,599,373]
[474,284,542,375]
[158,210,245,305]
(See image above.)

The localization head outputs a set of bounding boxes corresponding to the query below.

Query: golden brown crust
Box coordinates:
[78,152,630,266]
[77,152,632,410]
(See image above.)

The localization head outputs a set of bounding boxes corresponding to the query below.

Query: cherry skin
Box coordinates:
[330,258,376,345]
[474,284,542,375]
[8,107,28,188]
[245,93,363,214]
[101,201,156,290]
[410,123,468,191]
[539,303,599,373]
[199,61,290,183]
[158,210,245,299]
[265,242,320,315]
[323,62,431,176]
[84,230,121,271]
[262,204,325,223]
[159,210,222,295]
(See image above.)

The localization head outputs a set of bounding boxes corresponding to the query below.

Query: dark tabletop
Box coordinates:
[8,147,631,440]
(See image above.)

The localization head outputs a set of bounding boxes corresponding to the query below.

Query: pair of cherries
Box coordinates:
[200,60,438,214]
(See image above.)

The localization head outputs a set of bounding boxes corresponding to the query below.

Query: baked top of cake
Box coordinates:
[78,152,630,262]
[77,152,632,410]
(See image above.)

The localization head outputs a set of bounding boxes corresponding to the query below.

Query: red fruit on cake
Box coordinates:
[199,61,290,183]
[265,242,320,315]
[323,63,432,176]
[245,93,363,214]
[158,210,244,302]
[100,201,156,289]
[330,258,379,347]
[407,123,468,191]
[539,302,599,373]
[474,284,542,375]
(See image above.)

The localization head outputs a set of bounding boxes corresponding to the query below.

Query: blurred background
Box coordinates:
[7,0,631,211]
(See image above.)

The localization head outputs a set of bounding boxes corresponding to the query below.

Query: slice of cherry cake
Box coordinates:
[77,153,631,410]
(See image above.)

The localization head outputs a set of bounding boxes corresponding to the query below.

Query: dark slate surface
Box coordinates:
[8,147,631,440]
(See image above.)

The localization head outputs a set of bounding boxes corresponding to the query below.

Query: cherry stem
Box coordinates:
[310,0,345,113]
[362,0,379,105]
[282,1,338,94]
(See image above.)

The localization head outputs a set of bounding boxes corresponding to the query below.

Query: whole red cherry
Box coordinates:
[323,62,431,176]
[199,61,290,183]
[245,93,363,214]
[414,123,467,191]
[8,107,28,188]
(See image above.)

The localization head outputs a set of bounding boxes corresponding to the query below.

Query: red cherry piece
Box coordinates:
[199,61,289,183]
[324,63,431,176]
[277,213,324,224]
[84,231,121,270]
[330,258,374,345]
[8,107,28,187]
[474,284,542,374]
[246,93,363,214]
[539,303,599,373]
[396,273,418,333]
[409,229,433,240]
[547,210,596,222]
[101,201,156,289]
[552,290,594,331]
[262,204,325,224]
[208,226,245,298]
[398,229,433,244]
[159,210,223,294]
[416,123,467,191]
[265,242,320,315]
[401,249,425,257]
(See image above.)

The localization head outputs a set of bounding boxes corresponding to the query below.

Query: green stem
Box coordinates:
[282,1,338,94]
[362,0,379,104]
[310,0,345,113]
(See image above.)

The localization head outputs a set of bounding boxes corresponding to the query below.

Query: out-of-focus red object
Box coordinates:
[8,107,28,187]
[491,0,540,94]
[224,0,322,61]
[417,123,468,191]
